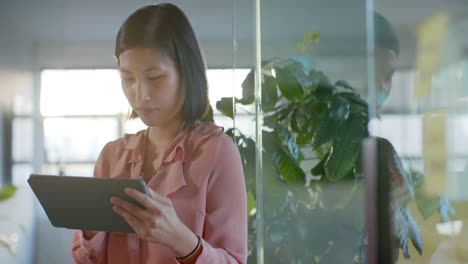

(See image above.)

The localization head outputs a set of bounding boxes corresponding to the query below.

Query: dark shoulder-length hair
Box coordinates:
[115,3,208,130]
[374,11,399,56]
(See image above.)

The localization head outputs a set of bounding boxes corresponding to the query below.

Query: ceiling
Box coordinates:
[0,0,467,69]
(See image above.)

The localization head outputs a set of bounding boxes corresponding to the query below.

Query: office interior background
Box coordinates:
[0,0,467,263]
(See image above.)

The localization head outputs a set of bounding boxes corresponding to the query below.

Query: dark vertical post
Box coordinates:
[363,137,393,264]
[0,102,13,185]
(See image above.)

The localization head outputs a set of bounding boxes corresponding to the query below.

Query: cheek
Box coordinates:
[161,79,184,104]
[121,83,136,102]
[173,86,185,109]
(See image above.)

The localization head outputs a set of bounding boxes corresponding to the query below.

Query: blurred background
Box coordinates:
[0,0,467,263]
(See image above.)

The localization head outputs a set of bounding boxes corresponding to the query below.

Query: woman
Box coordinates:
[72,3,247,263]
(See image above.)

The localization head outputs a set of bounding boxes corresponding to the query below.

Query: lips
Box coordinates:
[135,108,158,116]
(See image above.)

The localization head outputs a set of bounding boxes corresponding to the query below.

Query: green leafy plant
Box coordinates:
[213,57,455,263]
[0,185,18,255]
[0,185,16,202]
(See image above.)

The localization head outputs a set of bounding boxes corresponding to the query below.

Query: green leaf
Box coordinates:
[324,114,366,181]
[335,80,354,91]
[262,75,278,112]
[273,106,293,123]
[215,97,234,119]
[265,132,305,184]
[296,124,314,145]
[272,144,306,183]
[0,185,17,202]
[298,41,306,52]
[339,92,368,112]
[315,80,335,96]
[295,106,317,145]
[309,69,329,90]
[311,152,330,176]
[290,61,314,94]
[354,151,364,179]
[290,109,300,133]
[275,62,305,102]
[304,30,320,44]
[278,126,303,161]
[292,106,313,135]
[234,132,256,194]
[314,144,328,158]
[225,127,235,139]
[329,96,350,122]
[311,117,338,149]
[247,190,257,215]
[239,68,255,105]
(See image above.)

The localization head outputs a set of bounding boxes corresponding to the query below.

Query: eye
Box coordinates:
[122,76,135,82]
[147,75,162,81]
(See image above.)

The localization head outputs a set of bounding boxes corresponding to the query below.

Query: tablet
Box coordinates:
[28,174,149,233]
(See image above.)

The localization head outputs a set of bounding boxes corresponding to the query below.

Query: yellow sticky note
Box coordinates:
[414,13,449,100]
[422,112,447,195]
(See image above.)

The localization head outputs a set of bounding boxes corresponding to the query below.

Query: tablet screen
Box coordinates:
[28,174,149,233]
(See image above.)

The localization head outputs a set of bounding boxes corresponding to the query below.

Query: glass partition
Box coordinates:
[231,0,371,263]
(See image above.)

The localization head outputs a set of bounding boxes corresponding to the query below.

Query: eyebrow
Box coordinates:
[119,66,162,74]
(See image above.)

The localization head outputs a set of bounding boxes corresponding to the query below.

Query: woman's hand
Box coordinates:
[110,188,199,258]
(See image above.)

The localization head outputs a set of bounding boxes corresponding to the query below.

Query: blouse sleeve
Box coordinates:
[71,143,111,264]
[193,135,248,264]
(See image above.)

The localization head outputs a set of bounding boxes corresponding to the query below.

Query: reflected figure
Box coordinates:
[377,137,423,261]
[355,12,424,263]
[373,12,399,109]
[358,13,458,263]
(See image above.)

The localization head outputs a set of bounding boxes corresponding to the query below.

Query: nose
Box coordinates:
[382,79,392,93]
[135,80,152,101]
[375,78,391,93]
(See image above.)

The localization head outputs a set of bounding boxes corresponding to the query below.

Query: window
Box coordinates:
[40,69,127,116]
[11,68,252,183]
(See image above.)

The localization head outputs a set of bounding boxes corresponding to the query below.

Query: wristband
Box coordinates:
[176,235,201,260]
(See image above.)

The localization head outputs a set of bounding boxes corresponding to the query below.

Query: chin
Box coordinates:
[139,116,174,128]
[140,119,162,127]
[137,111,182,128]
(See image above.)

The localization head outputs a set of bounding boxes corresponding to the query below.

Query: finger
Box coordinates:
[112,205,146,234]
[146,188,170,204]
[125,188,169,210]
[110,197,154,222]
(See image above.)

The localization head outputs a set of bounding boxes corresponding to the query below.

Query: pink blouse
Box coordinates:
[72,122,247,263]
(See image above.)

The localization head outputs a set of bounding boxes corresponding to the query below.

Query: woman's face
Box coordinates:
[375,48,397,108]
[118,47,185,127]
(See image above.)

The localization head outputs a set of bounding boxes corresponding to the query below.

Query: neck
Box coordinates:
[147,120,183,152]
